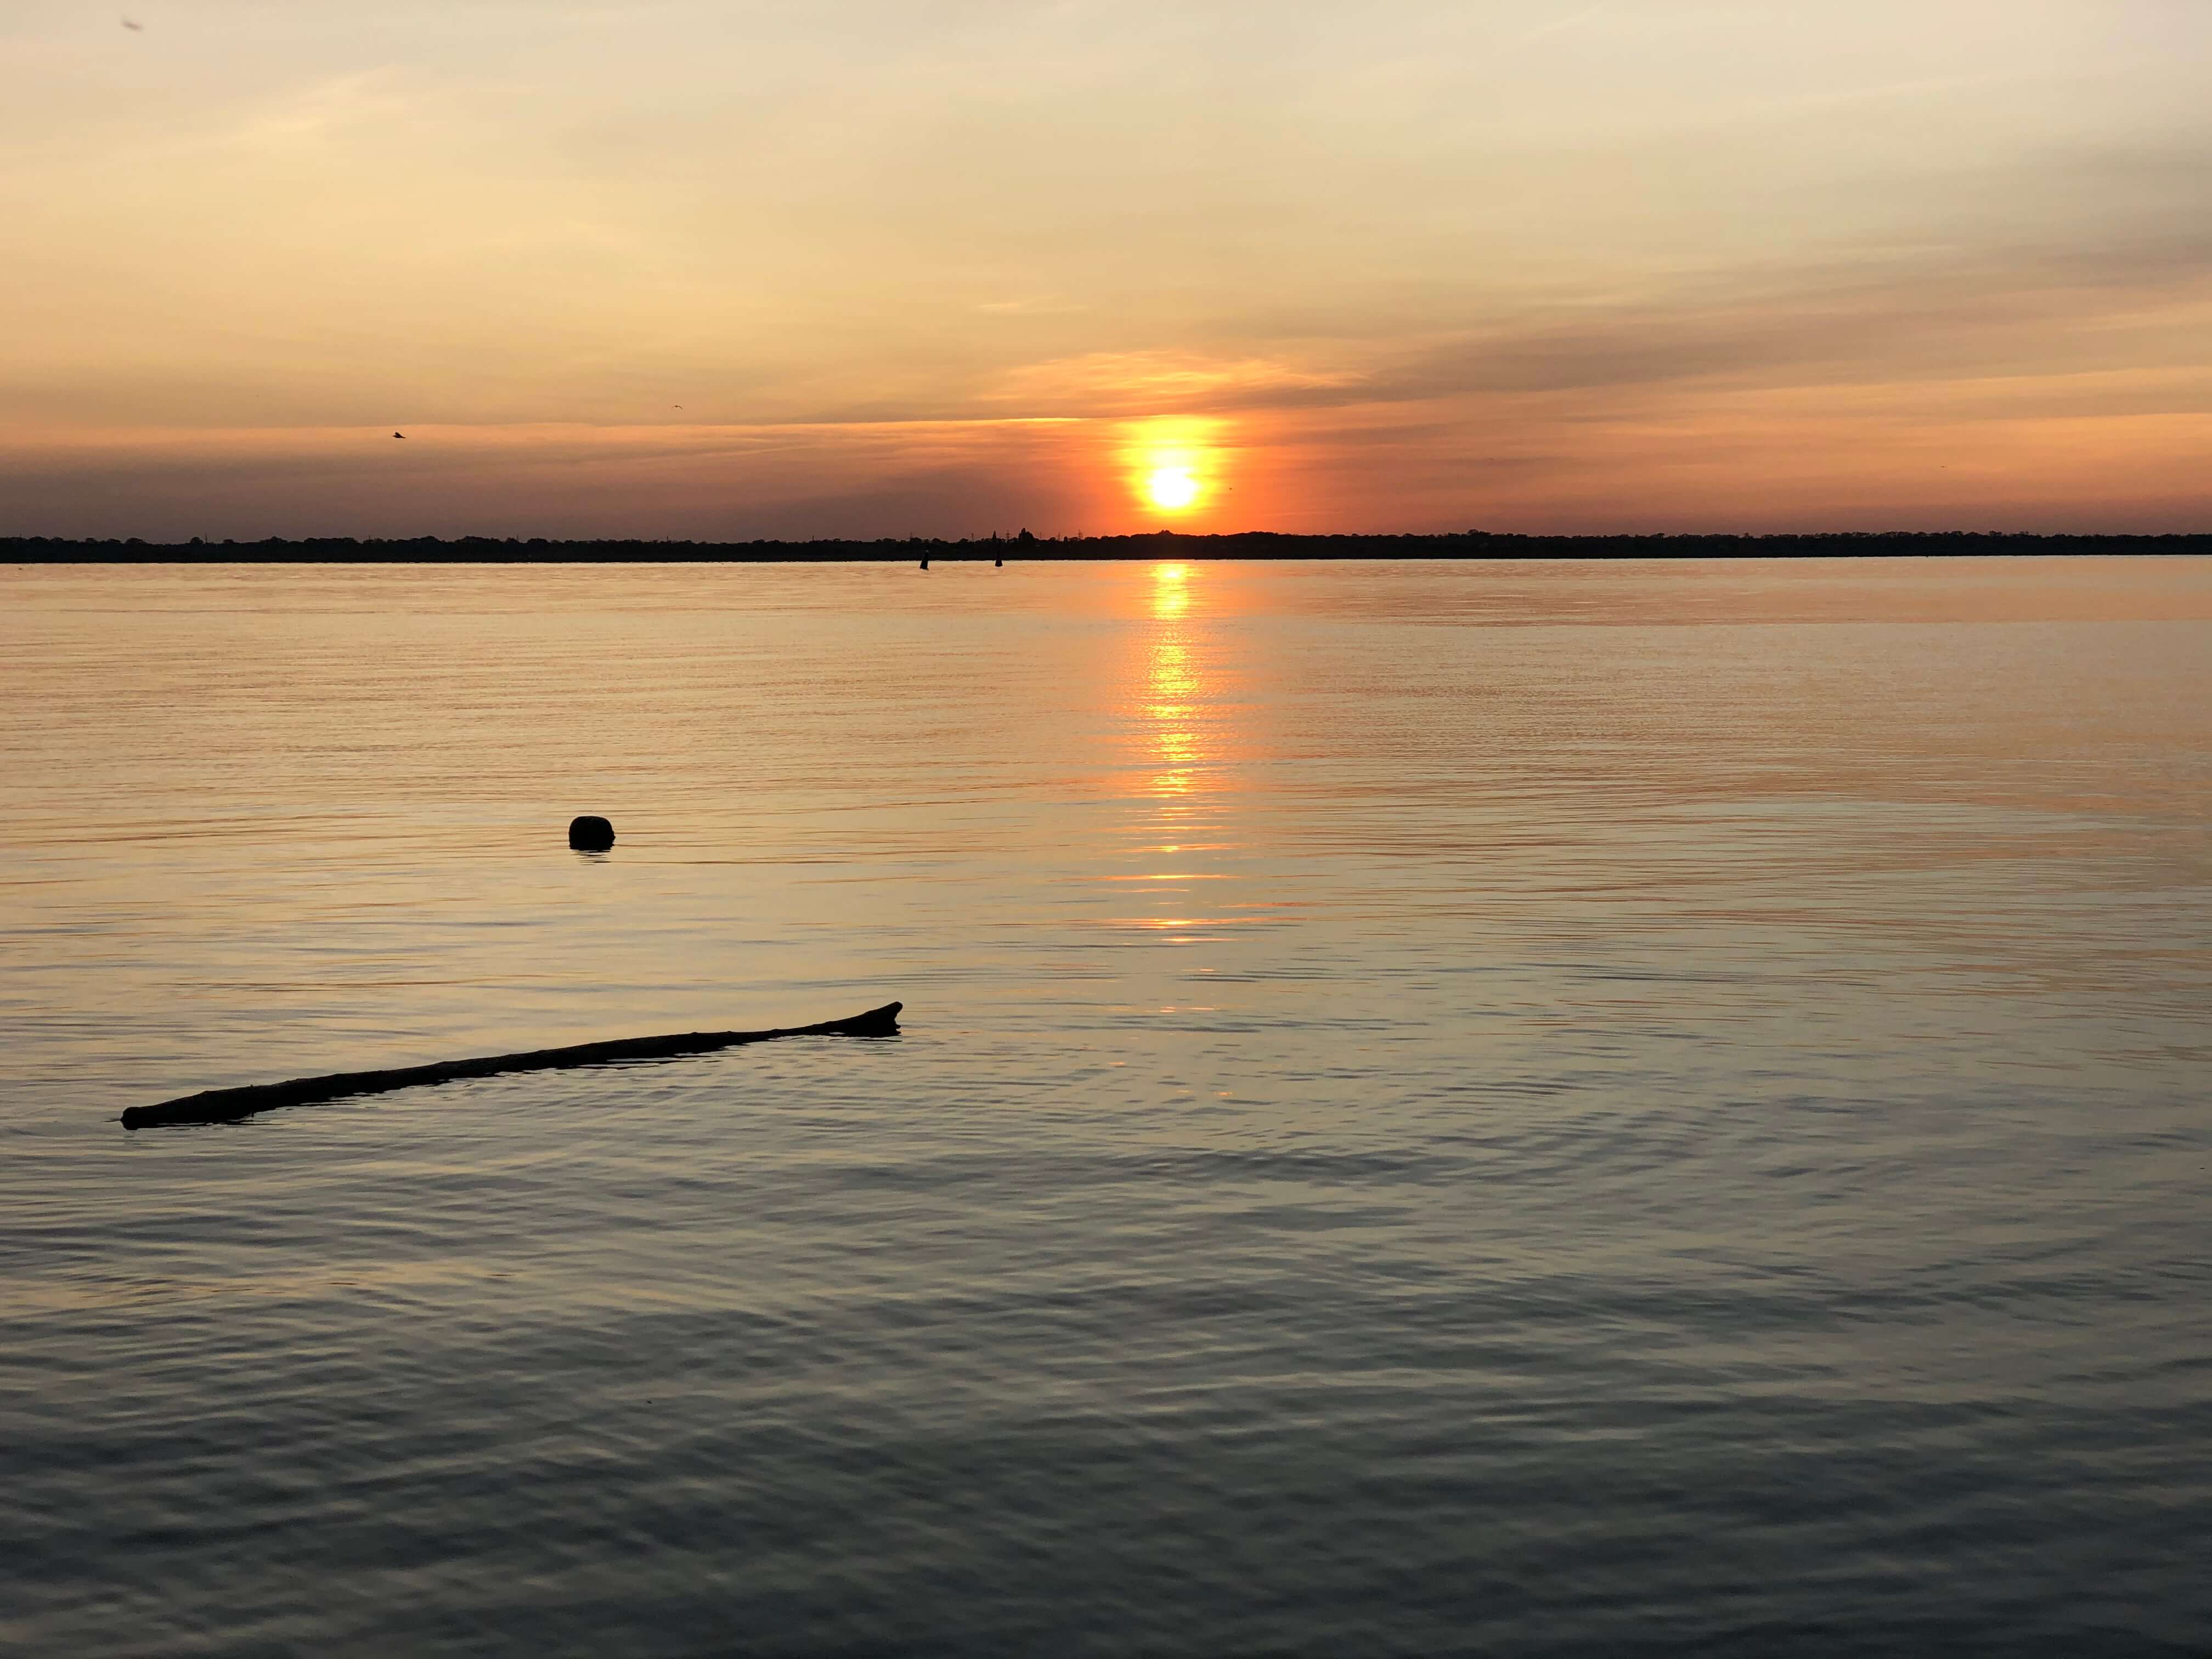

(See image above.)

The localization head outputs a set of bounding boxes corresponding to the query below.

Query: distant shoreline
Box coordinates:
[5,531,2209,563]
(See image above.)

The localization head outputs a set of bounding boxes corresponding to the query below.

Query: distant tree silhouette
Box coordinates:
[4,532,2207,565]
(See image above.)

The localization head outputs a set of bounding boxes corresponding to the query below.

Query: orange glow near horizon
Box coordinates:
[7,4,2212,540]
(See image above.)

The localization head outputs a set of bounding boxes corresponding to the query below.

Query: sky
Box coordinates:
[3,0,2209,539]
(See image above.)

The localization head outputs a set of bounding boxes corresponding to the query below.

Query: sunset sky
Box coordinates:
[4,1,2209,539]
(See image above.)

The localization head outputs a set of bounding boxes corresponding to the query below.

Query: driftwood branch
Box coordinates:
[120,1001,902,1130]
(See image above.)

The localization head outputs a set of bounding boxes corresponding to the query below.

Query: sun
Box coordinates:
[1147,467,1200,511]
[1121,416,1224,518]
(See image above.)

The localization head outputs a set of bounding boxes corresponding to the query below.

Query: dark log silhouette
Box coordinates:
[120,1001,902,1130]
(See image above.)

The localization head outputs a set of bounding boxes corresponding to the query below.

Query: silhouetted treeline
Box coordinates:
[5,530,2208,563]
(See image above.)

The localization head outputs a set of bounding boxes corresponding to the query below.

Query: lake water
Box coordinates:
[3,557,2209,1656]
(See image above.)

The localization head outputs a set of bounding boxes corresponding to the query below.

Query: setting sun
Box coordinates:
[1121,417,1226,521]
[1147,468,1200,510]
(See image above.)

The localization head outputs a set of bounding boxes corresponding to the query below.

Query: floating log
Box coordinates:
[120,1001,902,1130]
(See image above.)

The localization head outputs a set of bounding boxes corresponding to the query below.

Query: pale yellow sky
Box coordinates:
[3,1,2209,537]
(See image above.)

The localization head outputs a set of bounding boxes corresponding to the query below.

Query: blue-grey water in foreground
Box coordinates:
[3,558,2209,1657]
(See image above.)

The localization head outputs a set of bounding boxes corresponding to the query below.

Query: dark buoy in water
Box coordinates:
[568,815,615,851]
[994,556,1002,567]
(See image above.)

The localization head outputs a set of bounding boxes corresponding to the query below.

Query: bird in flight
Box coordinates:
[393,431,406,439]
[121,16,144,29]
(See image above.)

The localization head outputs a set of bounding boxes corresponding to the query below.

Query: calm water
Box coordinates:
[3,558,2209,1657]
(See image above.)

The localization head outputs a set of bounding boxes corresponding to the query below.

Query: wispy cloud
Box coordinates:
[972,296,1091,316]
[1514,2,1615,44]
[985,351,1365,415]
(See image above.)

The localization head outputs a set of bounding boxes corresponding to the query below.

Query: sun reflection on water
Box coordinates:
[1090,561,1272,950]
[1152,562,1189,620]
[1147,567,1201,795]
[1113,560,1243,944]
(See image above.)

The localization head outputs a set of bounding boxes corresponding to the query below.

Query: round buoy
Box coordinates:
[568,815,615,851]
